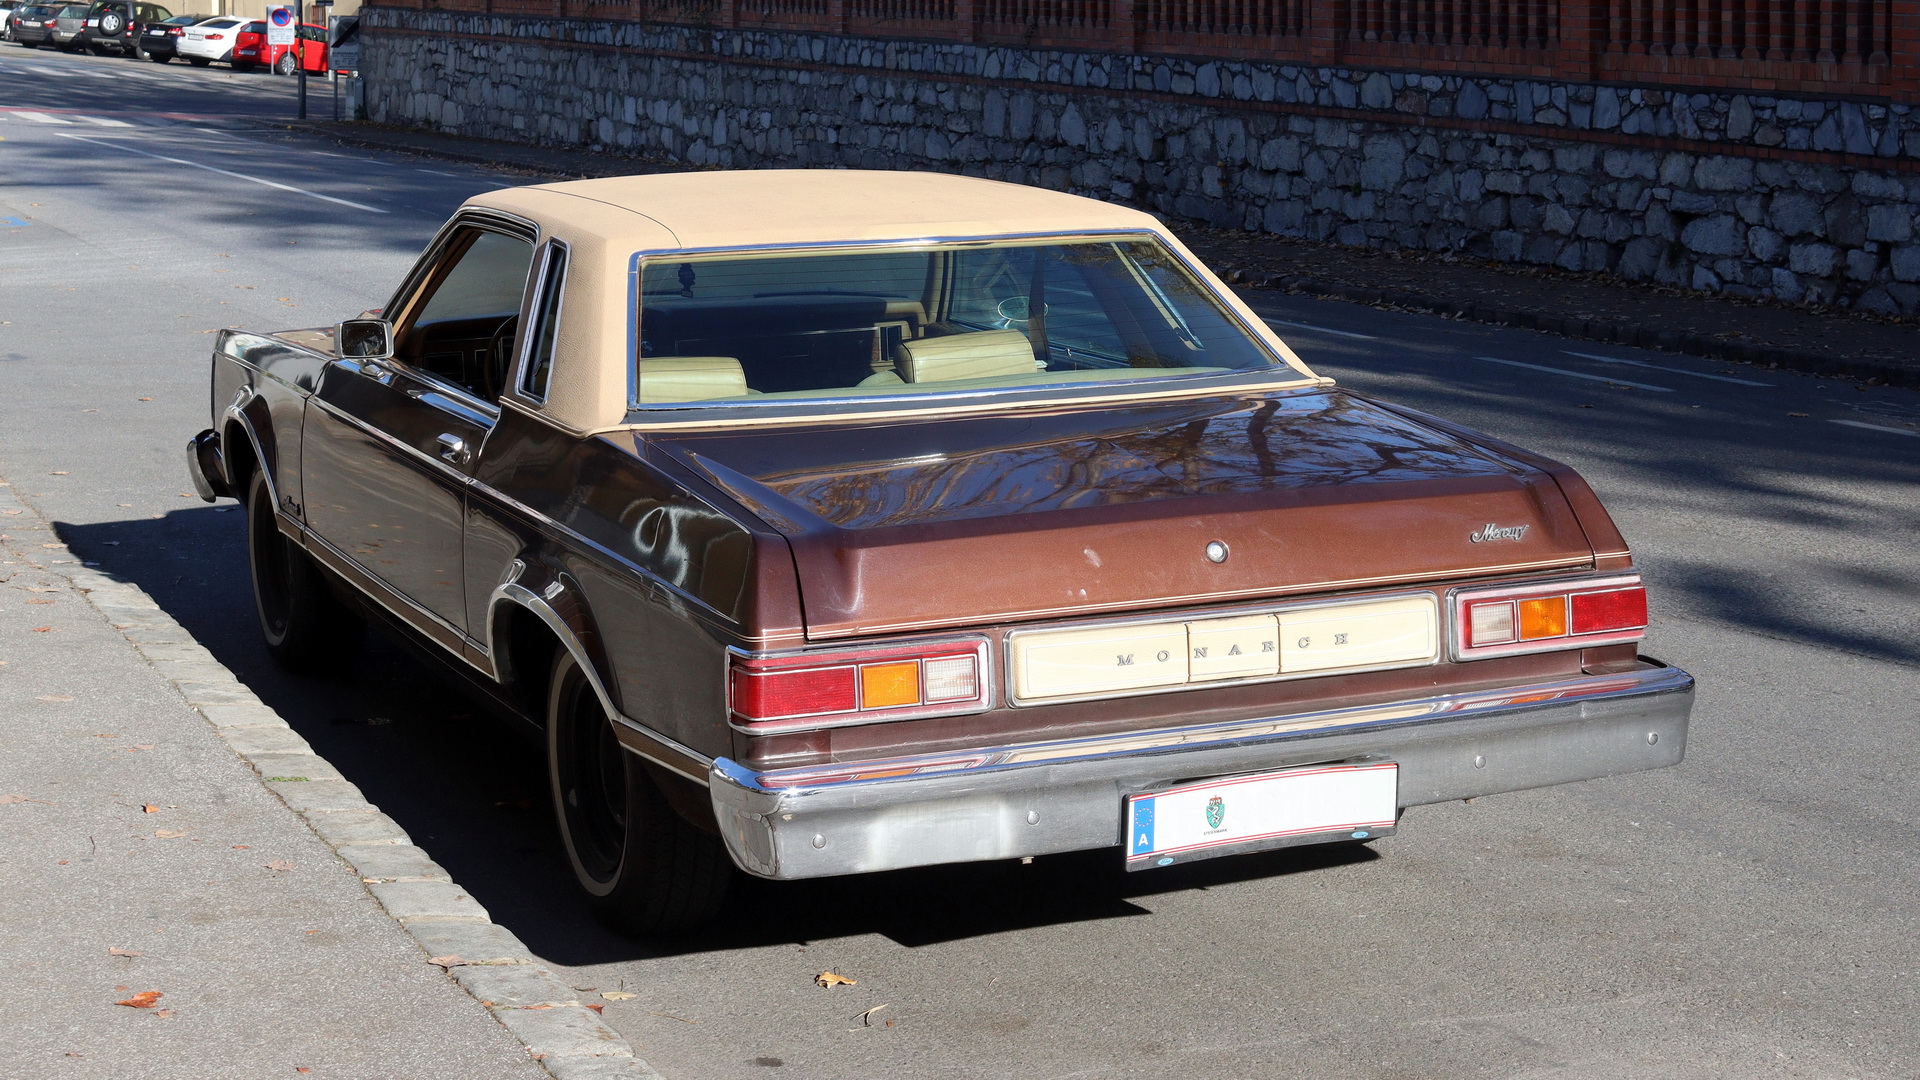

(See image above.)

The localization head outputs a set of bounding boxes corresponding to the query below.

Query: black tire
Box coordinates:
[148,52,169,63]
[187,55,208,66]
[232,60,255,72]
[245,469,363,674]
[273,50,295,76]
[547,649,731,935]
[89,43,112,56]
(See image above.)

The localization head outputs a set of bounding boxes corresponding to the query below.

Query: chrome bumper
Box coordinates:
[187,428,229,502]
[709,661,1694,880]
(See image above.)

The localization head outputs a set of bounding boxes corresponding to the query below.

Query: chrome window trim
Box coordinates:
[1002,588,1444,709]
[381,208,539,323]
[513,237,570,405]
[621,229,1316,422]
[1445,572,1647,662]
[724,634,996,734]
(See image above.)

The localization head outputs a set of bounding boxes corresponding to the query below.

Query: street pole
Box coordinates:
[294,0,307,120]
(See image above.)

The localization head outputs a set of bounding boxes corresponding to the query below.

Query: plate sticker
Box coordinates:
[1126,762,1398,866]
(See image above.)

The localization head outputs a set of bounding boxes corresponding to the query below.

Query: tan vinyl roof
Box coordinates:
[468,170,1164,251]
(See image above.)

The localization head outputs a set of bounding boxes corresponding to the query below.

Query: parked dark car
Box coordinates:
[139,11,206,62]
[6,1,62,45]
[48,2,90,50]
[77,0,171,56]
[189,172,1694,935]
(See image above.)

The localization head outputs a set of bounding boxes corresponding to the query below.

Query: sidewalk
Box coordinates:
[0,477,630,1079]
[271,118,1920,388]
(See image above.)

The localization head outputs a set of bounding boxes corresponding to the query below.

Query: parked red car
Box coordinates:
[231,18,323,75]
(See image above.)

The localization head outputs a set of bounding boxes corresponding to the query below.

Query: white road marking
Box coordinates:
[1830,419,1919,438]
[416,168,458,177]
[14,111,72,124]
[1472,355,1676,392]
[57,133,390,213]
[33,66,81,77]
[1263,317,1378,341]
[1562,350,1774,386]
[77,115,134,127]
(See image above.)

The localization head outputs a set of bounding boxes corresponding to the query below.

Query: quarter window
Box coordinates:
[519,240,568,402]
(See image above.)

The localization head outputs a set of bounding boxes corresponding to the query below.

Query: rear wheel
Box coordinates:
[187,55,208,66]
[547,649,731,935]
[273,51,295,76]
[245,469,363,674]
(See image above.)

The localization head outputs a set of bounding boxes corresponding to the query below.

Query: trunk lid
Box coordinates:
[648,390,1601,640]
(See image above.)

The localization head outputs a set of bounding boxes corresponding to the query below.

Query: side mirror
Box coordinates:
[335,318,394,361]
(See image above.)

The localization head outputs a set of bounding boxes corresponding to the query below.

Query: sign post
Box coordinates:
[266,4,304,119]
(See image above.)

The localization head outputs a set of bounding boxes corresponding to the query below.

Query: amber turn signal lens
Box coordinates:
[1517,596,1569,639]
[860,661,921,709]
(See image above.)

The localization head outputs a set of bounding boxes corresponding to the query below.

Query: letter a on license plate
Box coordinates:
[1125,762,1398,869]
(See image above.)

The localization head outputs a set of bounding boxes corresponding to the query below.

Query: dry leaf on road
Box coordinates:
[264,860,295,871]
[108,947,141,958]
[601,991,637,1001]
[154,830,188,839]
[1,794,31,805]
[142,804,159,814]
[856,1004,889,1026]
[427,955,468,969]
[115,991,162,1009]
[584,1003,605,1014]
[815,971,857,988]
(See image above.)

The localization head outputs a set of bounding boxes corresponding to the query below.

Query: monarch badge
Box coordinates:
[1205,795,1225,830]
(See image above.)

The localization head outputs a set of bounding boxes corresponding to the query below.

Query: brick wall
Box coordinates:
[359,5,1920,316]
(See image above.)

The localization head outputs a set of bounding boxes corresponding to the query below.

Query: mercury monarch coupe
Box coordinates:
[188,171,1693,933]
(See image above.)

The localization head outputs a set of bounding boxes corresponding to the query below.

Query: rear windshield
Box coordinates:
[633,236,1293,410]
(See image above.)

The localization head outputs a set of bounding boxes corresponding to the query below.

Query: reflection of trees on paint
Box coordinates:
[762,392,1517,529]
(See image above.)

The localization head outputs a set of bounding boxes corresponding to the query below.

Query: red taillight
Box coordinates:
[206,31,222,39]
[729,639,988,731]
[1571,586,1648,635]
[1456,575,1647,659]
[168,26,181,34]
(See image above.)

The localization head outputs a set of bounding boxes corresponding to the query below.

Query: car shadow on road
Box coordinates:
[55,509,1380,964]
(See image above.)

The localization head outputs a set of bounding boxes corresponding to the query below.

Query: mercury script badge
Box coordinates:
[1470,523,1530,543]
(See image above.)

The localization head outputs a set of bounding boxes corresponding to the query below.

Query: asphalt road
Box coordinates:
[4,46,1919,1080]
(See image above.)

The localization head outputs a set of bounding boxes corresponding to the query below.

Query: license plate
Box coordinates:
[1125,762,1398,869]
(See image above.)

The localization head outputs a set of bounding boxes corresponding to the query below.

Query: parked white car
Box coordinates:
[174,12,243,65]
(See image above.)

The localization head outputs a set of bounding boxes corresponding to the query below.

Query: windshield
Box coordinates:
[633,236,1293,408]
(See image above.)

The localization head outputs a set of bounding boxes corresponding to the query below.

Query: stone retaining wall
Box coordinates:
[361,7,1920,317]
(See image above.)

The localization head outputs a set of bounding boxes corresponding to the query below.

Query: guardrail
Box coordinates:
[416,0,1920,101]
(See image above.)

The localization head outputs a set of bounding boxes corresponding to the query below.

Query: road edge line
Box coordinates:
[2,479,663,1080]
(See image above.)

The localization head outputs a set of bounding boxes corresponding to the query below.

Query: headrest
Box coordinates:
[896,329,1037,383]
[637,357,749,403]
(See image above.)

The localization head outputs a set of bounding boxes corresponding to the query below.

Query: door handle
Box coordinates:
[436,433,470,465]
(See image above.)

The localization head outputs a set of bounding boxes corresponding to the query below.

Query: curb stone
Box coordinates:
[1222,269,1920,389]
[0,477,665,1080]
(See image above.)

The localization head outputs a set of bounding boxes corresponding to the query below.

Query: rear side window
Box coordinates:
[519,241,569,401]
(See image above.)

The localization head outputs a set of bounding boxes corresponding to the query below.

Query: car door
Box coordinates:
[301,215,536,650]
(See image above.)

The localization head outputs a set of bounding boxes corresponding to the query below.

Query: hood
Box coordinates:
[648,390,1604,640]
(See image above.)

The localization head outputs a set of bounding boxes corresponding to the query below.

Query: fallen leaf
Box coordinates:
[116,990,163,1008]
[296,1070,312,1075]
[143,804,160,814]
[28,599,55,605]
[138,397,154,402]
[427,955,467,969]
[264,860,294,871]
[30,627,52,632]
[154,829,188,839]
[815,971,857,988]
[601,991,637,1001]
[36,694,73,702]
[584,1003,604,1014]
[50,471,68,475]
[856,1003,889,1026]
[232,845,251,850]
[0,794,31,804]
[153,1009,174,1018]
[128,744,154,752]
[108,947,142,958]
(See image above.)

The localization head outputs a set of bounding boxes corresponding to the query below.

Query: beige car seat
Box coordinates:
[895,329,1038,383]
[637,357,749,403]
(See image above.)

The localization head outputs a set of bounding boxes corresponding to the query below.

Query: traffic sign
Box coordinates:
[267,5,295,46]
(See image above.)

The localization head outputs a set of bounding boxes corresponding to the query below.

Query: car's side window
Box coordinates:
[518,241,568,402]
[391,227,535,405]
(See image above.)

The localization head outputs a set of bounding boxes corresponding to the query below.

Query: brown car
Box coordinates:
[188,171,1693,933]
